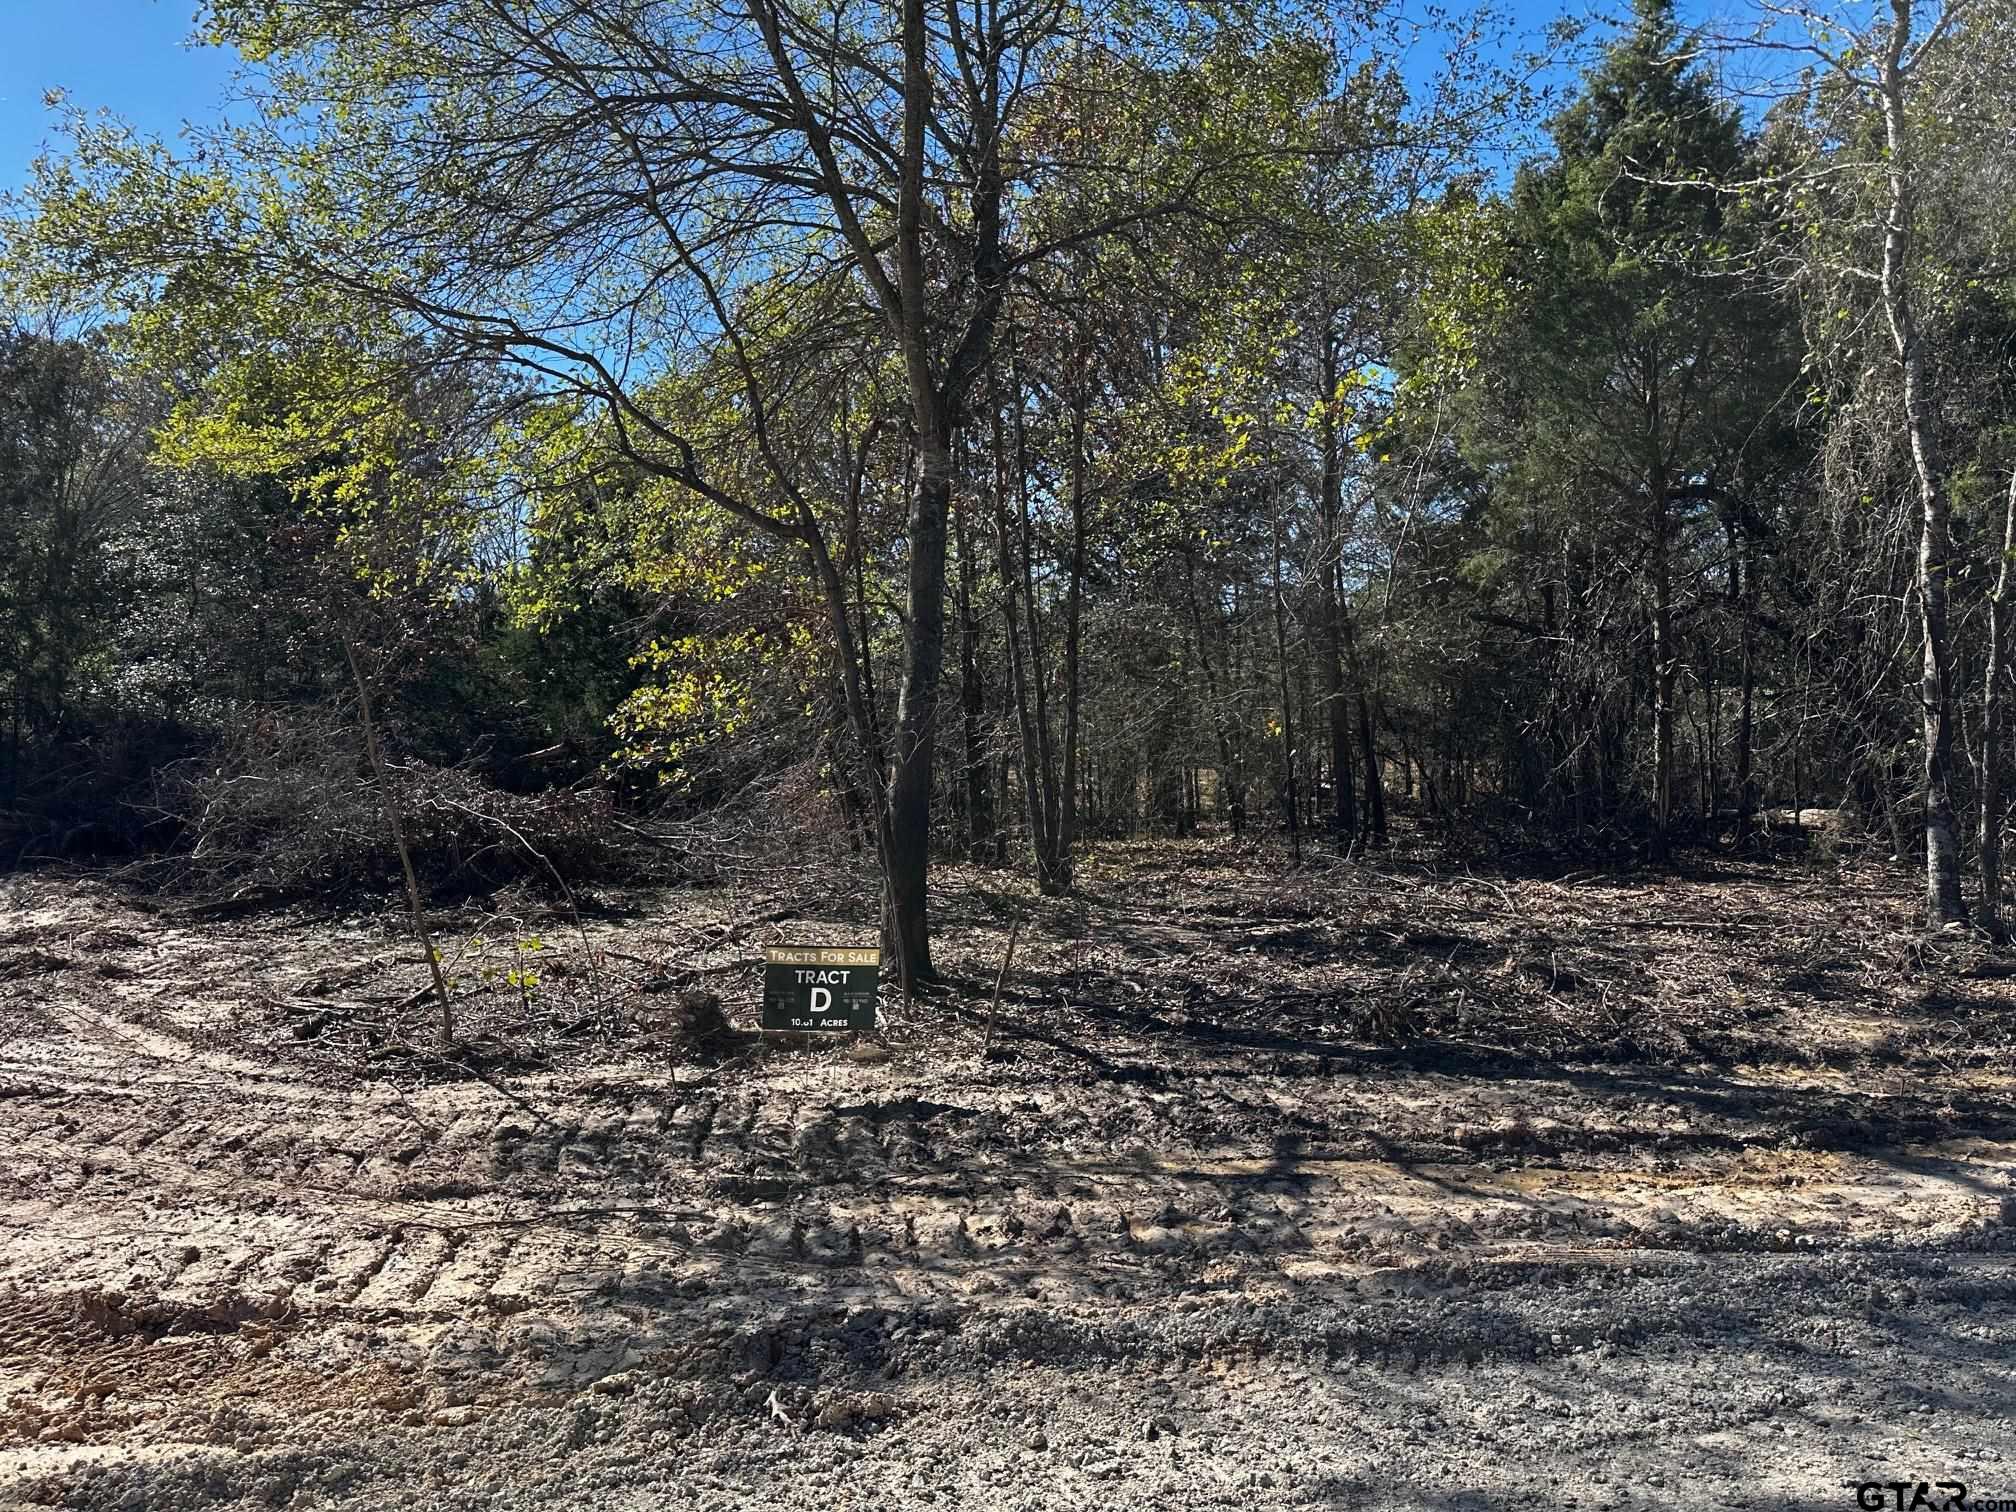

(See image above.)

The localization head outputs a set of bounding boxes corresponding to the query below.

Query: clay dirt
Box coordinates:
[2,843,2014,1510]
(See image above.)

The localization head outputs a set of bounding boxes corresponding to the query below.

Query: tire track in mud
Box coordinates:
[12,996,2015,1191]
[10,1083,2010,1331]
[11,874,2016,1509]
[7,987,2015,1439]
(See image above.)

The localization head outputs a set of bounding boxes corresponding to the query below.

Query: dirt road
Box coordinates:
[3,850,2014,1509]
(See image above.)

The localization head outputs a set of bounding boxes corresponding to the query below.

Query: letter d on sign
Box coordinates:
[810,986,832,1015]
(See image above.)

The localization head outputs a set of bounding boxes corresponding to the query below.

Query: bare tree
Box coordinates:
[1710,0,1986,923]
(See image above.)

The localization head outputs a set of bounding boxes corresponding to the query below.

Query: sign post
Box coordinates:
[761,946,880,1032]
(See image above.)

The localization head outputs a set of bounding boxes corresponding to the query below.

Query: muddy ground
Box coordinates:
[2,838,2014,1510]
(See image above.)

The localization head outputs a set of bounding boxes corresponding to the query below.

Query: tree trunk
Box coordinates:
[1017,390,1069,894]
[883,430,951,982]
[1339,599,1384,844]
[1055,376,1088,890]
[1736,518,1758,847]
[1184,553,1245,837]
[991,351,1069,895]
[1650,483,1675,862]
[1981,467,2015,935]
[1317,340,1358,849]
[1272,509,1301,863]
[1878,6,1967,928]
[798,504,911,987]
[4,677,19,811]
[954,476,993,861]
[871,0,1011,981]
[341,637,455,1047]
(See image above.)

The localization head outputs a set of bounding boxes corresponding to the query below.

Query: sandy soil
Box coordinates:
[2,842,2014,1510]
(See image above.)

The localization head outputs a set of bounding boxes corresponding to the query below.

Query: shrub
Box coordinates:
[155,710,637,898]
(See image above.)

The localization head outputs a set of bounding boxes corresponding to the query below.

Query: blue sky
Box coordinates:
[0,1,231,191]
[1,1,1637,195]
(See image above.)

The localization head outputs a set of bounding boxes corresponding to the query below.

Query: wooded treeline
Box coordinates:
[2,0,2012,973]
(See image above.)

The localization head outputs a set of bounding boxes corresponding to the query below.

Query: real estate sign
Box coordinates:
[761,946,880,1031]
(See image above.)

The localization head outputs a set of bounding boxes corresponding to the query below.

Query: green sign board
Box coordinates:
[762,946,879,1031]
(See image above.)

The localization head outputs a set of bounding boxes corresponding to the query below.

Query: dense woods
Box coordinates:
[2,0,2013,968]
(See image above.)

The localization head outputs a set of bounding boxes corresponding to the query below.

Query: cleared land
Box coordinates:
[2,843,2014,1510]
